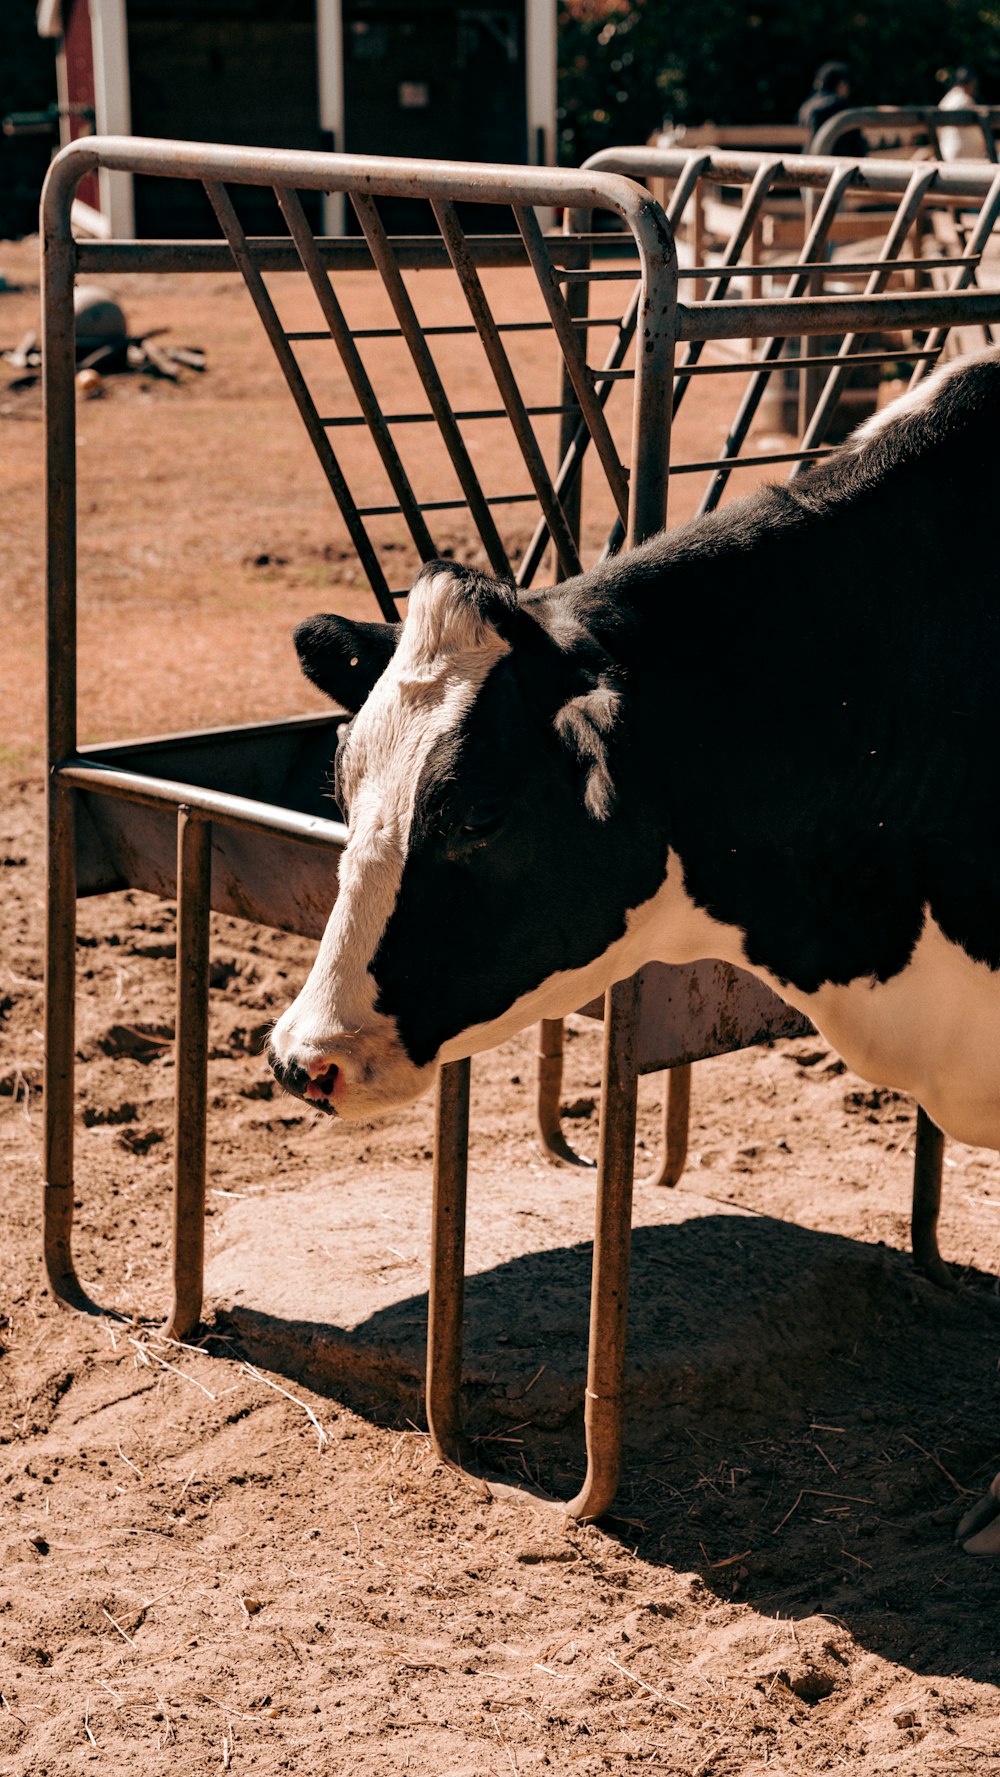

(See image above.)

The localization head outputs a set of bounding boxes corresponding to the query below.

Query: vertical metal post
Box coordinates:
[42,154,85,1310]
[565,196,679,1520]
[566,972,642,1521]
[638,1063,692,1190]
[44,784,83,1307]
[166,808,212,1340]
[911,1106,949,1287]
[426,1058,471,1462]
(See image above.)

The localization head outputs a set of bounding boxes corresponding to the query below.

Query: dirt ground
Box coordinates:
[3,228,1000,1776]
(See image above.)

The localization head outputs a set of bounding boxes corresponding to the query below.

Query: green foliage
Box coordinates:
[557,0,1000,165]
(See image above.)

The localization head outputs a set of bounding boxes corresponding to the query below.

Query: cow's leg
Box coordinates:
[911,1106,952,1288]
[566,974,640,1523]
[535,1018,594,1168]
[638,1063,692,1189]
[165,809,211,1342]
[957,1473,1000,1556]
[426,1057,471,1465]
[43,779,91,1312]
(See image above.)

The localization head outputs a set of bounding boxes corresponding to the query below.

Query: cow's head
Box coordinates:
[268,561,667,1118]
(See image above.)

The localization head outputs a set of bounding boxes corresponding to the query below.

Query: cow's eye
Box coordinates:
[460,807,505,839]
[444,805,506,854]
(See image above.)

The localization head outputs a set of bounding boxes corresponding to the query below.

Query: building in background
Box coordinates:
[36,0,557,236]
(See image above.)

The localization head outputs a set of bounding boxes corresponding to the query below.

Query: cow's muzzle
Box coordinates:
[267,1043,339,1115]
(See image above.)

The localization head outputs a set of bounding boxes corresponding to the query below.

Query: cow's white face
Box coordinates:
[268,561,670,1120]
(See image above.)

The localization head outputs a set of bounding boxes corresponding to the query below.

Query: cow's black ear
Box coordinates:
[553,686,620,821]
[293,615,401,712]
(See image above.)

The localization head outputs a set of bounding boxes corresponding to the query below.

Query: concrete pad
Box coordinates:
[205,1154,894,1459]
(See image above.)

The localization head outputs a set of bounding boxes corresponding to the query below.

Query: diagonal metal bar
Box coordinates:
[793,163,941,463]
[908,170,1000,382]
[431,198,583,580]
[672,158,787,410]
[517,275,643,586]
[274,185,437,563]
[349,191,512,581]
[697,161,860,514]
[202,179,398,620]
[514,204,629,525]
[663,152,714,231]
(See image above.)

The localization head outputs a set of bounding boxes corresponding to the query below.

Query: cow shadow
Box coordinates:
[215,1208,1000,1685]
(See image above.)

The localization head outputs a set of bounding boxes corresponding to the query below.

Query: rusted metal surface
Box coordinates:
[40,136,677,1518]
[426,1059,472,1467]
[565,973,642,1523]
[637,1065,692,1191]
[167,809,212,1341]
[912,1109,949,1289]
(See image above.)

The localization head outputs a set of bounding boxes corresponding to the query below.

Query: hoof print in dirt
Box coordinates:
[82,1101,138,1128]
[96,1022,174,1063]
[117,1126,165,1156]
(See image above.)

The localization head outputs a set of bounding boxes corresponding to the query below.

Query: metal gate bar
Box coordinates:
[41,137,675,1517]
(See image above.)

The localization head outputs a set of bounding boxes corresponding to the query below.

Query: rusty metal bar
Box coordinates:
[166,809,212,1340]
[675,287,1000,340]
[673,158,786,405]
[676,445,834,474]
[202,178,398,620]
[637,1065,692,1189]
[517,274,641,587]
[54,759,349,849]
[275,184,437,564]
[912,1108,948,1288]
[677,253,980,280]
[322,402,580,427]
[42,146,88,1314]
[565,973,642,1521]
[514,204,629,524]
[586,142,1000,198]
[350,192,513,580]
[426,1059,471,1464]
[76,234,607,277]
[810,103,1000,161]
[43,782,86,1311]
[909,170,1000,382]
[698,160,858,514]
[563,225,677,1516]
[535,1017,593,1168]
[431,197,583,579]
[795,163,941,461]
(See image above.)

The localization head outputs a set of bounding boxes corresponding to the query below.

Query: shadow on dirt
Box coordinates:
[215,1210,1000,1684]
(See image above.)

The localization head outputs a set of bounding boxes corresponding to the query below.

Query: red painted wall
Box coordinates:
[62,0,100,213]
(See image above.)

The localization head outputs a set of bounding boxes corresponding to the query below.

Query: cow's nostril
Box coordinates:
[306,1062,339,1100]
[266,1043,286,1083]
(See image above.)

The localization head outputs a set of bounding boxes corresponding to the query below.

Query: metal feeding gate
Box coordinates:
[42,137,1000,1521]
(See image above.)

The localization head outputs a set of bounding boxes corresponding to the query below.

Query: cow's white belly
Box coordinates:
[440,849,1000,1151]
[641,856,1000,1151]
[792,921,1000,1150]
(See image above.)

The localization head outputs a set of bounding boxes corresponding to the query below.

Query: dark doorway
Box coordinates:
[127,0,324,238]
[342,2,528,233]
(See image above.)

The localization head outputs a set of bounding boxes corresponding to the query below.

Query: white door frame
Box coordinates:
[91,0,134,235]
[316,0,345,234]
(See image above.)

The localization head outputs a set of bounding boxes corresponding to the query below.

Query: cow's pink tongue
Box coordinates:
[305,1063,339,1100]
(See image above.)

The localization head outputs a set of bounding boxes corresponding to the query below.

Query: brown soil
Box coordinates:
[3,233,1000,1776]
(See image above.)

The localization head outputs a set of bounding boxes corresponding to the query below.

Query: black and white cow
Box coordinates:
[269,346,1000,1552]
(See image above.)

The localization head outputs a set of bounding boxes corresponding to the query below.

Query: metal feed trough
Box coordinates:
[43,137,1000,1521]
